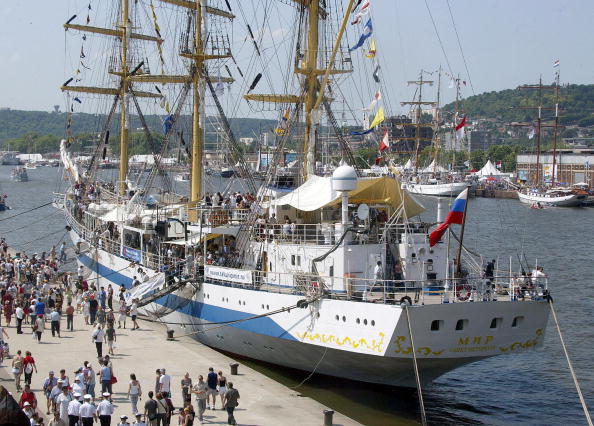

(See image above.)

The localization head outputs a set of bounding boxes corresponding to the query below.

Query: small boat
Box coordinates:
[24,162,37,170]
[174,172,190,182]
[10,167,28,182]
[518,189,585,207]
[0,195,7,211]
[403,180,468,197]
[220,167,234,178]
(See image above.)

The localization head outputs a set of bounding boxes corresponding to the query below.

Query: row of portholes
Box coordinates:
[430,316,524,332]
[334,314,375,327]
[261,304,270,310]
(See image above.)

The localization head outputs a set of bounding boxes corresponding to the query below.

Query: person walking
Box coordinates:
[132,413,146,426]
[206,367,218,410]
[50,308,61,337]
[181,372,192,405]
[106,324,116,356]
[49,410,67,426]
[223,382,240,426]
[155,393,169,426]
[100,360,112,395]
[97,392,115,426]
[56,386,73,423]
[80,394,97,426]
[65,303,75,331]
[130,300,139,330]
[143,391,158,426]
[181,406,195,426]
[83,361,96,399]
[23,350,37,385]
[158,368,171,398]
[15,303,24,333]
[67,393,82,426]
[92,324,106,357]
[118,302,127,329]
[127,373,142,415]
[11,349,24,391]
[217,371,227,410]
[34,314,44,342]
[42,370,58,415]
[20,384,37,409]
[89,295,99,324]
[192,375,208,424]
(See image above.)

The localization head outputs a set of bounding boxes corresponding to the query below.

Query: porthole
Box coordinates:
[356,318,360,324]
[455,319,468,331]
[371,320,375,326]
[363,319,368,326]
[266,304,269,310]
[222,297,225,302]
[243,301,246,306]
[430,320,443,331]
[335,315,339,321]
[512,316,524,328]
[490,317,502,329]
[342,315,346,322]
[261,304,264,309]
[238,300,241,305]
[316,312,320,318]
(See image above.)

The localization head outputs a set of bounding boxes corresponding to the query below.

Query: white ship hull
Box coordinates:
[403,182,467,197]
[517,191,584,207]
[74,232,550,387]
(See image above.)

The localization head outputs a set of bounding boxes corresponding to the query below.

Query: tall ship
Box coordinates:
[398,71,467,197]
[515,73,585,207]
[57,0,551,387]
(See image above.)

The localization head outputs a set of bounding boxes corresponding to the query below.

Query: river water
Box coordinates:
[3,166,593,425]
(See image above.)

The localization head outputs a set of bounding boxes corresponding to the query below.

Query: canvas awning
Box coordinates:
[268,175,425,217]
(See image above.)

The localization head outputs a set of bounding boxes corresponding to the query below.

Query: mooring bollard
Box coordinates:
[166,329,175,340]
[323,409,334,426]
[229,363,239,375]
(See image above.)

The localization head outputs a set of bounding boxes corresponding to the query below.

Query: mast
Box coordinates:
[119,0,131,195]
[303,0,320,179]
[191,0,205,203]
[552,72,561,187]
[536,76,542,187]
[400,71,435,172]
[432,67,442,167]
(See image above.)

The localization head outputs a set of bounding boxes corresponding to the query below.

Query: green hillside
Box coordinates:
[444,83,594,126]
[0,109,276,153]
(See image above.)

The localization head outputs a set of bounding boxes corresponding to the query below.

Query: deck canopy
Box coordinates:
[267,175,425,217]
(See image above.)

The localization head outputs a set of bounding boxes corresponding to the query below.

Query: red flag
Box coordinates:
[379,129,389,152]
[375,157,381,165]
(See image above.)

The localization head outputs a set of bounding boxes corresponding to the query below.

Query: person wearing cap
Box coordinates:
[68,393,82,426]
[117,415,131,426]
[97,392,114,426]
[20,384,37,409]
[43,370,58,415]
[80,394,97,426]
[132,413,146,426]
[49,379,64,413]
[72,376,85,396]
[56,385,73,423]
[22,401,35,419]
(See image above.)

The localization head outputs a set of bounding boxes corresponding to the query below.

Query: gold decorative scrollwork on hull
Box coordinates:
[393,336,444,356]
[499,329,544,353]
[297,331,385,353]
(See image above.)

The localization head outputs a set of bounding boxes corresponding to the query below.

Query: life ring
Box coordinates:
[456,284,472,301]
[399,296,412,306]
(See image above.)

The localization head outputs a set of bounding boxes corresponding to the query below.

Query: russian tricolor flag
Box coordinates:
[429,188,469,247]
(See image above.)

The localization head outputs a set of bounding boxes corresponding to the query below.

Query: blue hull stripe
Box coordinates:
[79,254,297,341]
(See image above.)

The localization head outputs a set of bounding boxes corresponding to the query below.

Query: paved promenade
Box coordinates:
[0,312,358,425]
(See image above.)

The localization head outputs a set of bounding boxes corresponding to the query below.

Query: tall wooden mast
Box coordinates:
[119,0,131,195]
[191,1,205,203]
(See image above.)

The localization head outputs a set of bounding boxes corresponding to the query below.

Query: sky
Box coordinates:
[1,0,593,116]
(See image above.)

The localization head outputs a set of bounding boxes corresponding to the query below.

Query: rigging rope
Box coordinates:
[0,202,53,222]
[445,0,475,96]
[404,305,428,426]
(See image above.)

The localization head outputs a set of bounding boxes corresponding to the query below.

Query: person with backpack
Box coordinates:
[143,391,158,426]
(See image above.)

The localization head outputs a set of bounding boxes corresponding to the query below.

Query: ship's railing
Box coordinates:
[187,207,251,226]
[201,268,549,305]
[244,222,379,245]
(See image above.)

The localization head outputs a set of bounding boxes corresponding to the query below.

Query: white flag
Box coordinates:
[448,79,455,89]
[363,90,382,111]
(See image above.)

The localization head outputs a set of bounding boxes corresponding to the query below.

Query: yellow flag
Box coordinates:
[366,40,376,58]
[369,107,384,129]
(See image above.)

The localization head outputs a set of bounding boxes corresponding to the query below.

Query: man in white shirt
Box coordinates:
[50,309,61,338]
[67,393,82,426]
[92,325,106,358]
[15,304,24,334]
[56,386,73,423]
[79,394,97,426]
[72,378,85,396]
[159,369,171,398]
[97,392,114,426]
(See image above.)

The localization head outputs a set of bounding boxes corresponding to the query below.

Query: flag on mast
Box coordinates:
[379,128,389,152]
[553,59,560,68]
[366,40,376,58]
[429,188,468,247]
[369,107,385,129]
[349,19,373,51]
[363,90,381,111]
[455,115,466,141]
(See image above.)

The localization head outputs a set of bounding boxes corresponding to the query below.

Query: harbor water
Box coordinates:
[3,165,593,425]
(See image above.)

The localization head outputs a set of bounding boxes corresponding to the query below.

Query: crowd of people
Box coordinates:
[0,238,241,426]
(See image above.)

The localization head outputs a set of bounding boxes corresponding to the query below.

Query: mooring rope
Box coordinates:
[548,299,593,425]
[404,304,428,426]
